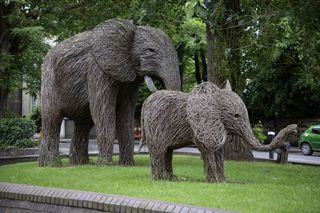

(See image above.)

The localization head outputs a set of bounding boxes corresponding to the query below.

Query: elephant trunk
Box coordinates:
[159,68,181,91]
[144,69,181,93]
[242,124,297,151]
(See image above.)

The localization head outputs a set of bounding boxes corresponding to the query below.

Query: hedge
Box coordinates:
[0,118,37,149]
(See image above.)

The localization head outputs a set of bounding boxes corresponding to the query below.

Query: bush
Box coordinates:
[0,118,38,150]
[252,121,267,143]
[29,107,41,132]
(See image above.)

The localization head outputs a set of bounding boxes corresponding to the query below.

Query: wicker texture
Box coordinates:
[141,82,297,182]
[39,19,181,166]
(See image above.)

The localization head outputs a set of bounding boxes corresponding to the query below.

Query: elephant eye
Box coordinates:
[148,48,155,52]
[234,113,240,119]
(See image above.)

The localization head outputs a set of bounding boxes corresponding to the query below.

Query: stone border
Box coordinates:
[0,198,105,213]
[0,183,236,213]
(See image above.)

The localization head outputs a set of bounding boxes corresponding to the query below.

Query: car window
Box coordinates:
[311,127,320,134]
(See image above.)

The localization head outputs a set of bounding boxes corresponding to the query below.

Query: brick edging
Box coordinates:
[0,182,235,213]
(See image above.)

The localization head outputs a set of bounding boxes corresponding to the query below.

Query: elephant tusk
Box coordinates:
[144,76,157,93]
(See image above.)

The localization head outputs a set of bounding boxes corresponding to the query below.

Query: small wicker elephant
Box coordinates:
[140,82,297,182]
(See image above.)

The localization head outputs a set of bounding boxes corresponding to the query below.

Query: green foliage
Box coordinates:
[4,109,19,118]
[28,107,41,132]
[0,0,49,112]
[180,18,206,53]
[2,0,319,121]
[241,1,320,119]
[252,121,267,143]
[0,118,37,149]
[0,156,319,213]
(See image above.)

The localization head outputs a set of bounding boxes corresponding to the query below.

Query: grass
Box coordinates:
[0,155,319,213]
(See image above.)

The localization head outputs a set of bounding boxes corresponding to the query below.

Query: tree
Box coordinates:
[186,0,253,161]
[0,0,47,117]
[0,0,141,118]
[242,0,320,120]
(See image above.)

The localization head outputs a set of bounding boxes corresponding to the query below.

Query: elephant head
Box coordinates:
[90,19,180,90]
[187,82,297,151]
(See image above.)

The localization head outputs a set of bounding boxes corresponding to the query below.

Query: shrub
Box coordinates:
[29,107,41,132]
[252,121,267,143]
[0,118,38,150]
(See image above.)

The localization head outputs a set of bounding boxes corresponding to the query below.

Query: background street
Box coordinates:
[59,140,320,166]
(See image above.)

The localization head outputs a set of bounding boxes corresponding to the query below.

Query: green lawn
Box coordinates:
[0,155,319,213]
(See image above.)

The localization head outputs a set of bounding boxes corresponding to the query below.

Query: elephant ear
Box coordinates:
[90,19,137,82]
[187,82,227,150]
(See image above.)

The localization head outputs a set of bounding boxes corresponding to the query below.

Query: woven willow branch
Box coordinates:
[140,82,297,182]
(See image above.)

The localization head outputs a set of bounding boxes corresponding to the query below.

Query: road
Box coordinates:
[59,140,320,166]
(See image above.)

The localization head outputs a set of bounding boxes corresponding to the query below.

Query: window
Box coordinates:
[311,127,320,134]
[31,95,37,110]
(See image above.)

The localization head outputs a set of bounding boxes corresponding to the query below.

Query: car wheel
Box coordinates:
[301,143,313,156]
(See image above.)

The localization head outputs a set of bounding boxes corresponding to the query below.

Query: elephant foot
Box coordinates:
[205,174,226,183]
[96,155,114,166]
[69,154,89,165]
[152,172,173,181]
[38,154,62,167]
[119,154,134,166]
[119,159,134,166]
[38,144,62,167]
[204,159,226,183]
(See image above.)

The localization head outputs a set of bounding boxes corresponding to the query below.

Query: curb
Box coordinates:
[1,151,319,167]
[0,182,236,213]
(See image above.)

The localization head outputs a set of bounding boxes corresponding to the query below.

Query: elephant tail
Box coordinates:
[138,139,145,152]
[138,127,146,152]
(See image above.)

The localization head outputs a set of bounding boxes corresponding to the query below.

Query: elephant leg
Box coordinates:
[150,149,170,180]
[116,83,139,166]
[69,120,93,165]
[39,113,63,167]
[214,148,225,182]
[94,107,117,165]
[164,148,174,178]
[89,77,119,166]
[198,146,225,183]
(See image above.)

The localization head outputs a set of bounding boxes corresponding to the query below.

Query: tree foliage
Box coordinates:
[0,117,37,149]
[0,0,48,117]
[242,0,320,119]
[1,0,319,121]
[185,0,320,120]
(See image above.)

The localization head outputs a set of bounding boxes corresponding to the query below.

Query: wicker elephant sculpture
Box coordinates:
[39,19,181,167]
[140,82,297,182]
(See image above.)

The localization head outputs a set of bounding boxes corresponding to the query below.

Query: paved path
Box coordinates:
[59,140,320,166]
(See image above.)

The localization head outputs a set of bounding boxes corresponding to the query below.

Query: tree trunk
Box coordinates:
[0,4,9,118]
[222,0,241,92]
[0,86,8,118]
[194,51,201,84]
[177,43,185,91]
[206,0,253,161]
[206,24,223,85]
[220,0,253,160]
[201,51,207,82]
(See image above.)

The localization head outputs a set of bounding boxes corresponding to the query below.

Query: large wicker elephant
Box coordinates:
[140,82,297,182]
[39,19,181,166]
